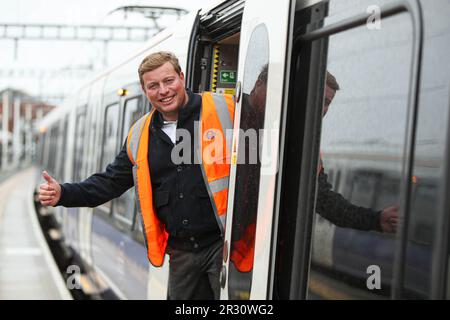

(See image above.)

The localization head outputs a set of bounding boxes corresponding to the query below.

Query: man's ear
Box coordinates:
[180,71,185,82]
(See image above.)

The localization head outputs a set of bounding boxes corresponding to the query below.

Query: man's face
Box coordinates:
[142,61,188,120]
[323,85,336,117]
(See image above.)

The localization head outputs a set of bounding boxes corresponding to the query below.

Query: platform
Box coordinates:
[0,167,72,300]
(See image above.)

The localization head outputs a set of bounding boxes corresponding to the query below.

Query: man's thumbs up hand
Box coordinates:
[38,171,61,207]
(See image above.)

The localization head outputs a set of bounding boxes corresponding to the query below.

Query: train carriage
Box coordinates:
[36,0,450,299]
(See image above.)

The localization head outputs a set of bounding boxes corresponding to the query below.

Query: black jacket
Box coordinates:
[316,169,382,231]
[58,89,221,251]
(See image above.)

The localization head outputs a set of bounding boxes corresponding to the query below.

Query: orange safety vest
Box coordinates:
[126,92,235,267]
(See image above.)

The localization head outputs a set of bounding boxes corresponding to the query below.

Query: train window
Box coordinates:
[228,24,269,300]
[122,97,142,138]
[113,97,142,225]
[73,106,87,181]
[405,2,450,294]
[307,8,413,299]
[100,103,120,211]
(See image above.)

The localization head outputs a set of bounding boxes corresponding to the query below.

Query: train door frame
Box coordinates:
[274,0,425,299]
[186,0,243,94]
[272,0,328,300]
[88,89,126,299]
[431,75,450,298]
[93,92,120,219]
[54,114,69,228]
[220,0,296,300]
[67,87,94,285]
[78,88,98,269]
[88,80,150,299]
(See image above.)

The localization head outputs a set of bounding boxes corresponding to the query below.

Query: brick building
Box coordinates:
[0,88,55,168]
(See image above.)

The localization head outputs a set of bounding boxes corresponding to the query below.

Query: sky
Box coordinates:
[0,0,215,103]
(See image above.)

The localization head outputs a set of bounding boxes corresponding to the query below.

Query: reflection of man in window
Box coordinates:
[230,64,268,273]
[231,68,399,275]
[317,71,399,233]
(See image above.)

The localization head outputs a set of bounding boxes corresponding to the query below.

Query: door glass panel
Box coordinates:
[228,24,269,300]
[307,11,413,299]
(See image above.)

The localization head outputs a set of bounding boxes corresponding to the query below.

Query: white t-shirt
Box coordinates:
[162,121,177,144]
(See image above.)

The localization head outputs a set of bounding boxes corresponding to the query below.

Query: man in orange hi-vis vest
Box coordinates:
[38,51,234,300]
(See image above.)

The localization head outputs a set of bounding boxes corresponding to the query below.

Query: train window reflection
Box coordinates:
[228,23,269,300]
[307,11,413,299]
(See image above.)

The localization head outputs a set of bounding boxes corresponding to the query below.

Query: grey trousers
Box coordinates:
[167,239,223,300]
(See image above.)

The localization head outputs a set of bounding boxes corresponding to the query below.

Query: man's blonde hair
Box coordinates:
[138,51,182,88]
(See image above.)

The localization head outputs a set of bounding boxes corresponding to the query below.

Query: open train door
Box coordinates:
[220,0,295,300]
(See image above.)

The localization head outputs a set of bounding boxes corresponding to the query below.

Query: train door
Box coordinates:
[186,0,243,95]
[66,86,90,255]
[78,78,105,293]
[89,89,125,298]
[87,77,149,298]
[272,0,426,300]
[220,0,294,300]
[112,82,149,299]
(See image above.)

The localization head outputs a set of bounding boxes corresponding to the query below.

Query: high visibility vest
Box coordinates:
[126,92,235,267]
